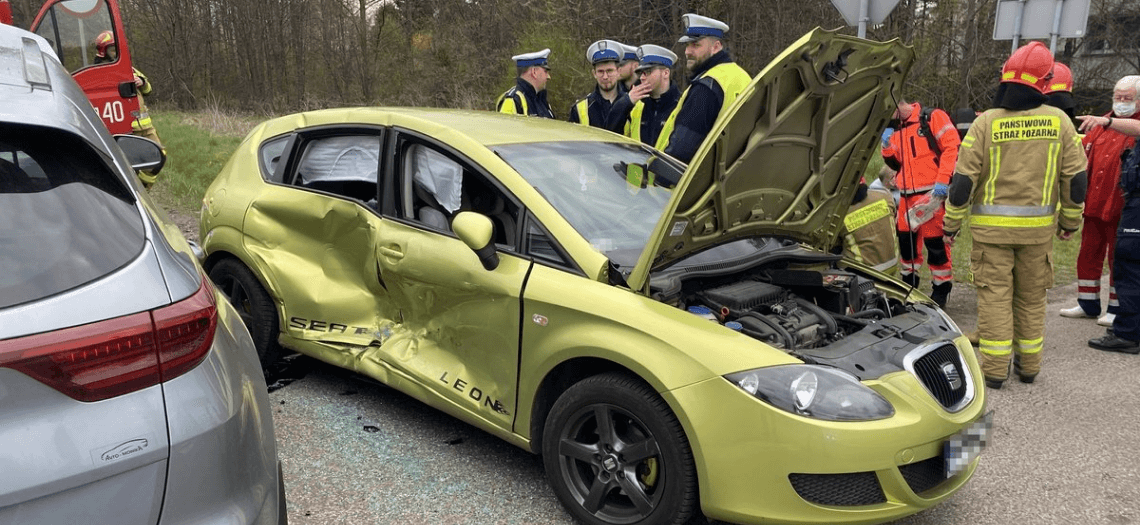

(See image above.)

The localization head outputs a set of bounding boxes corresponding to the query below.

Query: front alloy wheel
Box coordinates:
[543,373,697,525]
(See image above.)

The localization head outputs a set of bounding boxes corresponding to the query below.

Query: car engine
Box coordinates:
[676,268,895,350]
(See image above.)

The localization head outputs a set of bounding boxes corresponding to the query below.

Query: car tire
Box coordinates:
[542,373,698,525]
[209,258,282,370]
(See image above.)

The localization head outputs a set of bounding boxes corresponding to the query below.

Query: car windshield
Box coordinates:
[493,141,680,267]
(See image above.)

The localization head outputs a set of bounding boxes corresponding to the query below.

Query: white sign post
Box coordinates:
[830,0,902,38]
[993,0,1090,53]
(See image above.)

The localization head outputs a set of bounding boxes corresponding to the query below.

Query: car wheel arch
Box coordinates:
[527,357,682,456]
[204,253,285,369]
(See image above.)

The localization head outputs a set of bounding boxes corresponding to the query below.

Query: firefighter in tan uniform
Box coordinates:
[94,30,164,187]
[942,42,1088,389]
[839,180,900,277]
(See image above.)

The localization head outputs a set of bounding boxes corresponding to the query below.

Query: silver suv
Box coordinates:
[0,24,285,525]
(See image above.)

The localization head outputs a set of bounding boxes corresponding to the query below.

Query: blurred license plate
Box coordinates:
[944,410,993,478]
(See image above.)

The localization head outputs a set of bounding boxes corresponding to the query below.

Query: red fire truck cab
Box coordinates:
[1,0,142,134]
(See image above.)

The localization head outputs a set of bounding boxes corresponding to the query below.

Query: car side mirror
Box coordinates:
[115,134,166,175]
[453,211,499,271]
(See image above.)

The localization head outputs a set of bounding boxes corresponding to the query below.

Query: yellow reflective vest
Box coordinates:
[944,105,1087,244]
[655,62,751,152]
[841,188,900,276]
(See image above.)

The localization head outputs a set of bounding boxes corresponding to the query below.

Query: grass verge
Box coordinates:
[148,110,255,213]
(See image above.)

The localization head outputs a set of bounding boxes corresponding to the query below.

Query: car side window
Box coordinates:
[292,135,381,208]
[399,141,520,248]
[523,218,573,268]
[259,135,290,182]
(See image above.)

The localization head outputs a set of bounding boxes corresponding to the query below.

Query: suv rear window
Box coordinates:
[0,125,143,309]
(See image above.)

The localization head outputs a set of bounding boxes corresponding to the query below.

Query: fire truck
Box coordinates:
[2,0,143,134]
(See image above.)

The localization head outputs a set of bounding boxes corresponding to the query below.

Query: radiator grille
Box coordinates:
[911,344,969,409]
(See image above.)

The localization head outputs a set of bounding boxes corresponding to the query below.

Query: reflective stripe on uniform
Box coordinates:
[575,99,590,126]
[1079,292,1099,300]
[1042,142,1059,205]
[1016,337,1044,354]
[1061,206,1083,219]
[984,146,1000,206]
[944,203,969,221]
[979,339,1013,356]
[930,268,953,283]
[1079,279,1099,287]
[961,135,975,149]
[934,123,954,140]
[971,204,1056,216]
[872,257,899,273]
[844,199,892,232]
[970,214,1055,227]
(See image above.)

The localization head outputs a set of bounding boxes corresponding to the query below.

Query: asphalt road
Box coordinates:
[269,281,1140,525]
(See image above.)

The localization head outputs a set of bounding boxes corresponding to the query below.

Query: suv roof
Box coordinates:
[0,24,110,153]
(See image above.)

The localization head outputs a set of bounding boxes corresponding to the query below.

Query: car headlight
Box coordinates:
[725,365,894,421]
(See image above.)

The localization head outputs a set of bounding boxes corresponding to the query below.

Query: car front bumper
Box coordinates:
[665,355,988,525]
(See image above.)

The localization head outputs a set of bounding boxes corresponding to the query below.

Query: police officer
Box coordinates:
[496,49,555,118]
[839,179,901,277]
[1081,112,1140,354]
[617,43,640,92]
[943,41,1088,388]
[657,14,751,163]
[617,45,681,147]
[568,40,625,130]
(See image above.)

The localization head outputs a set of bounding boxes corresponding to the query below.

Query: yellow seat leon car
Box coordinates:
[200,29,990,525]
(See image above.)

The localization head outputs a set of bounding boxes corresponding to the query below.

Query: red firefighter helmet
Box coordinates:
[1045,62,1073,94]
[1000,41,1053,92]
[94,30,115,58]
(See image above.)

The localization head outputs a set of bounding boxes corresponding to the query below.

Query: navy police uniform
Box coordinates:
[658,14,751,163]
[1109,142,1140,342]
[496,49,555,119]
[568,40,626,131]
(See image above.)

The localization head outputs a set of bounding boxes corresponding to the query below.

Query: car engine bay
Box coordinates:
[650,239,963,381]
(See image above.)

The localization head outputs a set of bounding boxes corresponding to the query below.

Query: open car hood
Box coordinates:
[627,29,914,292]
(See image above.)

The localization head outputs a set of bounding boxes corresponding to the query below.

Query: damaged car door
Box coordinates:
[370,130,530,431]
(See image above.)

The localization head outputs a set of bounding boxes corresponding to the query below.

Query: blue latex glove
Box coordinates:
[880,128,894,148]
[932,182,949,197]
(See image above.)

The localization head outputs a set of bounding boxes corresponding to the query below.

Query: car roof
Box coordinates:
[254,107,642,147]
[0,23,106,147]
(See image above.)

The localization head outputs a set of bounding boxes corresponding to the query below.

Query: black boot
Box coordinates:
[1089,329,1140,354]
[931,281,952,309]
[1013,356,1036,383]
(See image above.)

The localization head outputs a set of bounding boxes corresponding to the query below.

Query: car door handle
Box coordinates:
[378,245,404,260]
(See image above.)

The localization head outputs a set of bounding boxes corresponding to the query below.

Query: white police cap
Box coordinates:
[512,48,551,68]
[677,14,729,43]
[635,45,677,71]
[585,40,623,65]
[619,43,639,63]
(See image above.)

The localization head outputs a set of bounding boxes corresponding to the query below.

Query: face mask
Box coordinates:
[1114,102,1136,118]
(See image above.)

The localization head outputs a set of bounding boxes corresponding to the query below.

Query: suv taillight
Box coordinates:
[0,278,218,402]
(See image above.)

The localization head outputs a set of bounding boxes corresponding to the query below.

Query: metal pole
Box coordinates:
[1049,0,1065,54]
[1012,0,1028,52]
[858,0,869,38]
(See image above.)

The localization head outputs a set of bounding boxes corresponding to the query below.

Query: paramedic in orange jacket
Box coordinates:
[881,99,961,307]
